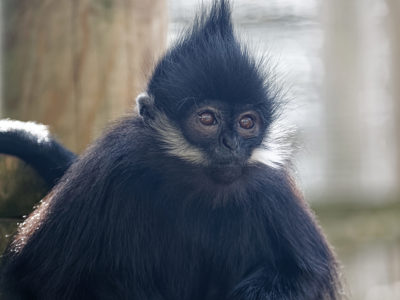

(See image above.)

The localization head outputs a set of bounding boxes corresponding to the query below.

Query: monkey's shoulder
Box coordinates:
[77,117,154,165]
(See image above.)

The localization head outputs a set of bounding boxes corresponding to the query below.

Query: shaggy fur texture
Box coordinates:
[0,1,341,299]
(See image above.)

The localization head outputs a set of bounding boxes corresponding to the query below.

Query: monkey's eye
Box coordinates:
[239,115,255,129]
[198,111,217,126]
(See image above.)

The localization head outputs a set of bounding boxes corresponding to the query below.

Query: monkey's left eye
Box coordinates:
[239,115,255,129]
[198,112,217,126]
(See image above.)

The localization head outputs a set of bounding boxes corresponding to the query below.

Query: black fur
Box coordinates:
[0,120,76,187]
[148,0,275,124]
[1,1,341,299]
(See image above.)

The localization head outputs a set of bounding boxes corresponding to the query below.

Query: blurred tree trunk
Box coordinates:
[386,0,400,195]
[2,0,167,152]
[322,0,362,197]
[0,0,167,250]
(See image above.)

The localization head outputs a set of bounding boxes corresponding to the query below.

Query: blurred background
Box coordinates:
[0,0,399,299]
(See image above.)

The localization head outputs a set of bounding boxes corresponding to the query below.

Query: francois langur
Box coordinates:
[0,1,342,299]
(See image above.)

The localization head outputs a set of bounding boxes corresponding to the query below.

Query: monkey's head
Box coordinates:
[137,0,290,184]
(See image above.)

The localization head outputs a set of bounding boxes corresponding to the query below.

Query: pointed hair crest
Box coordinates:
[190,0,234,42]
[147,0,272,121]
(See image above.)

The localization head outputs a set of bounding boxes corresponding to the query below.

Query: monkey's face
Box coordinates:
[139,0,289,182]
[136,93,280,185]
[179,100,266,184]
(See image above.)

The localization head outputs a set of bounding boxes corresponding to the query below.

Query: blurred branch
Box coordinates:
[322,0,362,194]
[386,0,400,193]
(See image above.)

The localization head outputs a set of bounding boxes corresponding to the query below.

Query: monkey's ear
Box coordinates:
[136,93,156,121]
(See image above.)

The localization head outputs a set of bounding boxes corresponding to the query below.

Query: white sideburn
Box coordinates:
[136,93,208,165]
[249,116,294,169]
[0,119,50,143]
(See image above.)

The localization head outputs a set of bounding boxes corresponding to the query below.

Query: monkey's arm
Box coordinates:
[229,171,340,300]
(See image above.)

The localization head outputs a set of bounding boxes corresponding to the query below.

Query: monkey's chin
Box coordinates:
[207,164,243,185]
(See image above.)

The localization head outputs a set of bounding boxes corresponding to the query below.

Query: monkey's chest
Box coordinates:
[145,202,269,300]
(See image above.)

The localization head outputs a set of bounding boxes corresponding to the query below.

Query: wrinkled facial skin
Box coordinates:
[178,100,266,184]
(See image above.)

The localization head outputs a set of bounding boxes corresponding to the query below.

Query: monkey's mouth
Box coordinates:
[207,163,243,184]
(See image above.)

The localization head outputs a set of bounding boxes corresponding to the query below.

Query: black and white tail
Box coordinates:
[0,119,76,187]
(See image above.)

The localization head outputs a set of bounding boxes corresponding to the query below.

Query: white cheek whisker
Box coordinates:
[148,111,208,165]
[249,116,295,169]
[136,92,207,165]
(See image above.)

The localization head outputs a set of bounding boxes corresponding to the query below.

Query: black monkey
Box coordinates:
[0,1,341,299]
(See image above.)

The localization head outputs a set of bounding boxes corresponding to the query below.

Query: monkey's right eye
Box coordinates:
[198,112,217,126]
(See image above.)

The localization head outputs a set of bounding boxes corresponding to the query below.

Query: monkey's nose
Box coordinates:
[222,135,238,151]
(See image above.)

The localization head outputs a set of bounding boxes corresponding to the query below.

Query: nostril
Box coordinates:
[222,137,230,149]
[222,136,238,150]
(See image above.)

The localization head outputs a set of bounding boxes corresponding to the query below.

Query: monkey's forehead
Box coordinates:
[147,46,275,118]
[148,37,272,104]
[168,98,271,116]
